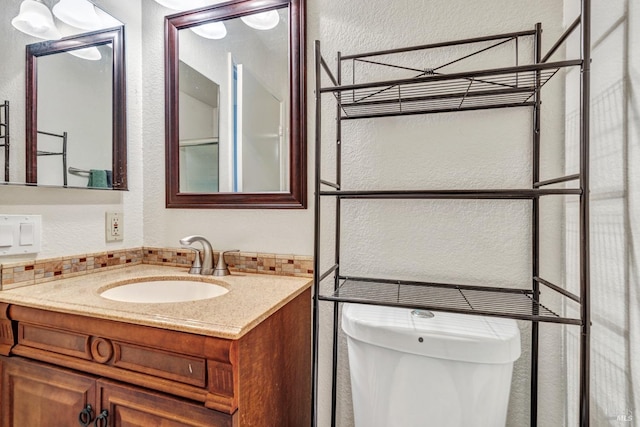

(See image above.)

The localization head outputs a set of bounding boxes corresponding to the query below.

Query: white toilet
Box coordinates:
[342,303,521,427]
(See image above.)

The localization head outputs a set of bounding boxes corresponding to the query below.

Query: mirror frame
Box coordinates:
[25,26,128,190]
[165,0,306,209]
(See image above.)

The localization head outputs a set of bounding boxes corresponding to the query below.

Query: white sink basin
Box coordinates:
[99,279,228,303]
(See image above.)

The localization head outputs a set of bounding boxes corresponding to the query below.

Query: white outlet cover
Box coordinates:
[105,212,123,242]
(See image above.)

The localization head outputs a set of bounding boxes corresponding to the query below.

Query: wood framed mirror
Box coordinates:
[25,26,127,190]
[165,0,306,208]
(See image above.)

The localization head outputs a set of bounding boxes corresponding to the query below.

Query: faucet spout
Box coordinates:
[179,235,214,275]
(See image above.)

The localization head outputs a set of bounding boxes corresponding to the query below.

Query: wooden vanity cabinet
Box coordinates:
[0,355,96,427]
[0,356,234,426]
[96,378,234,427]
[0,289,311,427]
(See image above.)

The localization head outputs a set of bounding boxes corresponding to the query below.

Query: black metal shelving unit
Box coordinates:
[36,130,68,186]
[0,101,9,182]
[312,1,591,426]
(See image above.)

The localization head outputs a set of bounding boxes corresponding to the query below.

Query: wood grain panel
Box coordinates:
[19,323,90,359]
[0,304,14,356]
[113,341,206,387]
[0,356,96,427]
[205,359,238,414]
[97,378,236,427]
[237,288,311,426]
[8,305,212,357]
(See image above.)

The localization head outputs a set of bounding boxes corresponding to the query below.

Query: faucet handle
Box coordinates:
[213,250,239,276]
[182,246,202,274]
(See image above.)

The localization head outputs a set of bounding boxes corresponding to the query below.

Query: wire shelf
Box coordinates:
[36,150,65,156]
[318,276,581,325]
[323,61,580,119]
[319,188,582,199]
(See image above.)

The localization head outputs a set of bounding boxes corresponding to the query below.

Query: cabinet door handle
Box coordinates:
[93,410,108,427]
[78,404,94,426]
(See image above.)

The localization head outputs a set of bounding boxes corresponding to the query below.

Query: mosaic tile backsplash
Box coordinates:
[0,248,313,290]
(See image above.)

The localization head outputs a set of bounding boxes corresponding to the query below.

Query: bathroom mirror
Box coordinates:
[0,0,127,189]
[165,0,306,208]
[25,26,127,189]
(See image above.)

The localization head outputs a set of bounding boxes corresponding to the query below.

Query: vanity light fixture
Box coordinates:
[240,10,279,30]
[52,0,102,31]
[11,0,61,40]
[191,21,227,39]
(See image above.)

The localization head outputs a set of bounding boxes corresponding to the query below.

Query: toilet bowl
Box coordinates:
[342,304,521,427]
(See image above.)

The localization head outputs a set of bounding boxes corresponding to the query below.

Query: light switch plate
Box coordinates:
[0,224,14,247]
[106,212,123,242]
[0,215,42,256]
[20,223,35,245]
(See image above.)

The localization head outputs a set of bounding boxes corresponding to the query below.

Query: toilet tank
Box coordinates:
[342,304,521,427]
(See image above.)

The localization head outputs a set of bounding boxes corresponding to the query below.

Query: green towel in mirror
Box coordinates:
[88,169,108,188]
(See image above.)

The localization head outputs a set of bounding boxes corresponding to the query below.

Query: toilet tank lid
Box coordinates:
[341,303,521,364]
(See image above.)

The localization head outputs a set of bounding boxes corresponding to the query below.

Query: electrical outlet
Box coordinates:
[106,212,123,242]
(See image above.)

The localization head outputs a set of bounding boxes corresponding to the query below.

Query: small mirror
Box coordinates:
[26,26,127,189]
[165,0,306,208]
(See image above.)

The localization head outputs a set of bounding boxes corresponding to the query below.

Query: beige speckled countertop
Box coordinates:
[0,265,312,340]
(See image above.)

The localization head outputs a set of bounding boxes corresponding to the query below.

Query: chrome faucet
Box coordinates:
[180,235,214,275]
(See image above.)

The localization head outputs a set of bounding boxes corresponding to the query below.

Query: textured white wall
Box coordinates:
[564,0,640,425]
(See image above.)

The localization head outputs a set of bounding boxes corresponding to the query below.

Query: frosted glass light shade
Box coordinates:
[191,21,226,39]
[11,0,61,40]
[240,10,279,30]
[68,46,102,60]
[154,0,211,10]
[52,0,101,30]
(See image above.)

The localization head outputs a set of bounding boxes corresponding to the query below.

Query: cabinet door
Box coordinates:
[96,379,235,427]
[0,356,96,427]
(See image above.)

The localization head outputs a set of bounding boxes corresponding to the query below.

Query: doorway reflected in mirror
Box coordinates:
[179,60,220,193]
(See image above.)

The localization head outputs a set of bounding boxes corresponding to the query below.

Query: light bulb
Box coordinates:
[191,21,227,39]
[52,0,102,30]
[11,0,61,40]
[240,10,279,30]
